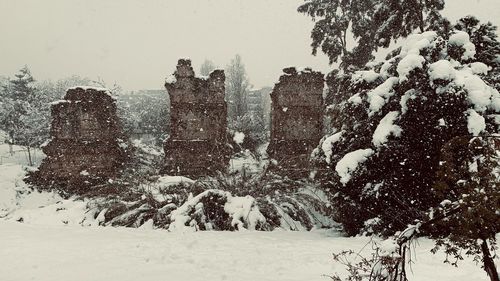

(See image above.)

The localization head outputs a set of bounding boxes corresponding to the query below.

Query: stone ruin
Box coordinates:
[267,67,324,178]
[163,59,230,177]
[31,87,128,191]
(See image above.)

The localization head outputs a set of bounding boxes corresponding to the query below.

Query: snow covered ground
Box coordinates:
[0,140,492,281]
[0,143,44,166]
[0,222,489,281]
[0,132,45,166]
[228,149,267,175]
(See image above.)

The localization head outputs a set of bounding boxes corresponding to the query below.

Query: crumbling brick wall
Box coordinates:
[163,59,230,177]
[267,67,324,177]
[31,87,128,192]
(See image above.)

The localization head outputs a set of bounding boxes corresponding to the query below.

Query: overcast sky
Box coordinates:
[0,0,498,91]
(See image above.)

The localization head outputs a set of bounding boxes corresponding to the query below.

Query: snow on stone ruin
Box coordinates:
[267,67,324,178]
[163,59,230,177]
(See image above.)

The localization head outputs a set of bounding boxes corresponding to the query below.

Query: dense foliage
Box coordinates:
[430,136,499,280]
[313,19,499,237]
[298,0,448,69]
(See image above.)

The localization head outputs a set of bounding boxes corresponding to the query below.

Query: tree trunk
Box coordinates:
[8,131,14,156]
[26,146,33,166]
[417,0,425,33]
[481,239,499,281]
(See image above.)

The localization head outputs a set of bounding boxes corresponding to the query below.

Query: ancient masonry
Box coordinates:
[33,87,128,190]
[163,59,230,177]
[267,67,324,177]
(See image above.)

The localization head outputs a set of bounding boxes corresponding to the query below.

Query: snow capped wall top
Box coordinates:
[164,58,226,107]
[67,86,110,92]
[172,58,195,78]
[282,66,319,76]
[61,86,116,103]
[165,59,225,87]
[269,67,324,109]
[166,58,225,80]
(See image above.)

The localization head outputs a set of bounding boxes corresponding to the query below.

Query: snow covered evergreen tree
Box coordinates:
[314,20,500,236]
[0,66,46,165]
[454,16,500,90]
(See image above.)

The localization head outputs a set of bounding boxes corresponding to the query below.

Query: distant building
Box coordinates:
[247,87,272,127]
[127,89,167,99]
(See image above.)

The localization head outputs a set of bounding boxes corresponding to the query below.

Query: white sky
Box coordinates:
[0,0,498,91]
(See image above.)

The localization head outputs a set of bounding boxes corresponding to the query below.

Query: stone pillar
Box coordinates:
[32,87,128,191]
[267,67,324,178]
[163,59,230,177]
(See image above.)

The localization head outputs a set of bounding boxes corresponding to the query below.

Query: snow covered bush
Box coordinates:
[328,238,408,281]
[228,111,267,154]
[86,175,336,232]
[315,21,500,236]
[179,173,337,231]
[53,165,337,232]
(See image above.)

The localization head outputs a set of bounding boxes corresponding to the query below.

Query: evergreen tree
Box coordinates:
[454,16,500,90]
[313,22,500,236]
[0,66,44,165]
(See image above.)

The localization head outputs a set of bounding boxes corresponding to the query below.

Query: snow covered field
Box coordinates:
[0,146,492,281]
[0,222,489,281]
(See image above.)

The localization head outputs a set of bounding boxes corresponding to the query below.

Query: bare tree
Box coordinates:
[225,54,250,120]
